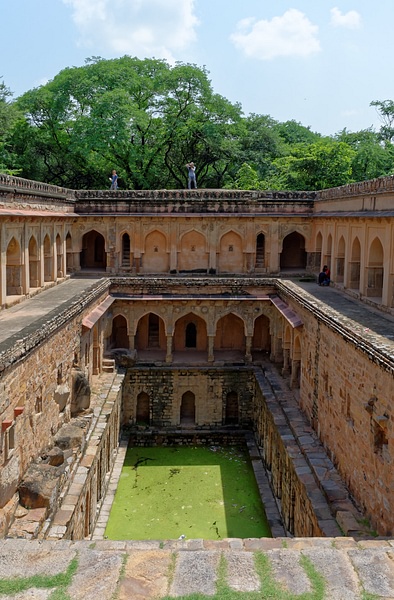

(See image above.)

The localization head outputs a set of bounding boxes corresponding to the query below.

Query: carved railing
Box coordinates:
[75,188,316,201]
[0,173,75,201]
[317,175,394,201]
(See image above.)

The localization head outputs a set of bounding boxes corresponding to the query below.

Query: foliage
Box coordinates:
[3,61,394,189]
[0,557,78,597]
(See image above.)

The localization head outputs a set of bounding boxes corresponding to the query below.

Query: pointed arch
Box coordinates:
[180,391,195,425]
[144,230,169,273]
[43,234,53,282]
[367,237,384,298]
[121,232,131,267]
[214,313,245,350]
[56,233,63,278]
[218,230,243,273]
[225,391,239,425]
[173,312,208,352]
[280,231,306,270]
[28,235,39,288]
[135,312,166,351]
[178,229,208,272]
[81,230,106,270]
[6,236,22,295]
[111,314,129,349]
[136,392,150,425]
[336,235,346,283]
[252,314,271,353]
[66,232,73,273]
[255,232,265,270]
[348,236,361,289]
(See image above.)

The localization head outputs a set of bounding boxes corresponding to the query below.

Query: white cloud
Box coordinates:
[330,7,362,30]
[62,0,199,61]
[230,9,321,60]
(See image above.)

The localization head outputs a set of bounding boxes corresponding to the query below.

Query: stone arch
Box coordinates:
[367,237,384,298]
[336,235,346,283]
[143,230,168,273]
[56,233,63,278]
[218,230,243,273]
[280,231,306,270]
[111,314,129,349]
[136,392,150,425]
[6,236,23,295]
[135,312,166,350]
[255,232,265,270]
[121,232,131,267]
[214,313,245,350]
[348,236,361,289]
[252,314,271,353]
[225,391,239,425]
[315,231,323,253]
[324,234,333,272]
[178,230,208,273]
[180,391,195,425]
[43,234,53,282]
[314,231,323,271]
[66,232,73,273]
[28,235,39,288]
[173,313,207,352]
[80,230,106,270]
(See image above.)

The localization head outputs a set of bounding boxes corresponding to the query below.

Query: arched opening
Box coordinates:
[43,234,53,282]
[56,234,63,278]
[348,237,361,290]
[111,315,129,349]
[122,233,131,267]
[28,236,39,288]
[255,233,265,270]
[225,391,239,425]
[185,322,197,348]
[336,236,345,284]
[314,232,323,271]
[66,232,73,273]
[280,232,306,270]
[214,313,245,351]
[367,237,384,298]
[324,234,332,274]
[136,392,150,425]
[174,313,207,353]
[135,313,166,352]
[178,230,208,273]
[218,231,243,273]
[6,237,23,295]
[252,314,271,356]
[180,391,195,425]
[80,230,106,270]
[143,230,169,273]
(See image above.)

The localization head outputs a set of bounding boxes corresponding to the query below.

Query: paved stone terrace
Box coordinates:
[0,538,393,599]
[0,277,393,597]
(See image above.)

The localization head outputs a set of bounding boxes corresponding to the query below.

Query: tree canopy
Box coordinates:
[2,58,394,190]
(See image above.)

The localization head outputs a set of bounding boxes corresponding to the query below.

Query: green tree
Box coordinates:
[0,79,21,174]
[370,99,394,143]
[11,57,242,189]
[336,128,394,181]
[263,139,356,190]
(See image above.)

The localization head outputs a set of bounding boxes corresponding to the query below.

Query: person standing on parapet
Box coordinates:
[109,169,118,190]
[186,162,197,189]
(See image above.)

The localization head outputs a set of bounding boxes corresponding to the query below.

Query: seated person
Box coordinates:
[318,270,330,286]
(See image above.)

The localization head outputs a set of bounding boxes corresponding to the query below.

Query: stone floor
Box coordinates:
[0,538,393,599]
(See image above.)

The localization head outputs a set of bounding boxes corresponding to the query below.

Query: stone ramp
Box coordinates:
[0,538,393,599]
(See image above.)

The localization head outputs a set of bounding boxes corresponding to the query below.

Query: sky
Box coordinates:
[1,0,394,136]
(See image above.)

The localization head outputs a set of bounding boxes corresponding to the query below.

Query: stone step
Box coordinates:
[0,539,393,599]
[102,358,115,373]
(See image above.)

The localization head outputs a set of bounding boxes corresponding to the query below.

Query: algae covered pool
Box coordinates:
[105,445,271,540]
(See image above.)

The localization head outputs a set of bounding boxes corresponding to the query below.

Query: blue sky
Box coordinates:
[1,0,393,136]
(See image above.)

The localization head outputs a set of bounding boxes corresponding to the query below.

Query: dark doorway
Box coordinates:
[280,232,306,270]
[225,391,239,425]
[180,391,195,425]
[185,322,197,348]
[148,314,160,347]
[136,392,150,424]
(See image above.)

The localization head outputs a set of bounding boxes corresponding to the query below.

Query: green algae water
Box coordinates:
[105,445,271,540]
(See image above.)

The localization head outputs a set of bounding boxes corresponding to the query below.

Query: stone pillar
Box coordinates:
[22,225,29,295]
[128,333,135,351]
[165,335,173,363]
[245,335,252,363]
[282,348,290,375]
[0,223,7,305]
[208,335,215,363]
[290,359,301,389]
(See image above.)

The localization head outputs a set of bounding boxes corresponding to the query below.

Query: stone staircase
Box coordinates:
[102,357,116,373]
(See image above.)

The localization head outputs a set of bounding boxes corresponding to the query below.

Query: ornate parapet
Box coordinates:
[0,173,75,205]
[75,188,315,215]
[317,175,394,200]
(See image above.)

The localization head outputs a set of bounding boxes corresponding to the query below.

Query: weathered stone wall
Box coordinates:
[277,282,394,536]
[123,367,255,428]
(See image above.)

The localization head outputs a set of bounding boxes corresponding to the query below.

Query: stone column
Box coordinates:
[165,335,173,363]
[282,348,290,375]
[290,359,301,389]
[0,223,7,305]
[245,335,252,362]
[208,335,215,363]
[22,224,29,295]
